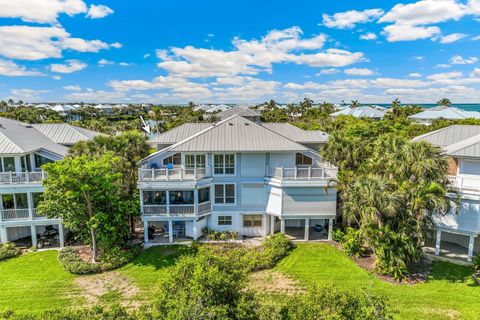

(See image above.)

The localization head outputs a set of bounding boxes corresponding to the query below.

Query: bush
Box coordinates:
[58,244,141,275]
[0,242,20,261]
[260,233,295,269]
[202,227,239,241]
[339,227,366,257]
[473,254,480,271]
[332,227,345,242]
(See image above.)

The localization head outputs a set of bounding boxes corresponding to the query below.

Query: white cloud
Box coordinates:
[426,71,463,81]
[143,53,151,59]
[65,90,128,103]
[408,72,422,77]
[110,42,122,49]
[344,68,376,76]
[0,0,87,24]
[450,55,478,64]
[49,59,87,73]
[472,35,480,40]
[52,75,61,80]
[86,4,113,19]
[411,56,425,61]
[0,26,118,60]
[9,88,49,101]
[316,68,339,75]
[360,32,377,40]
[119,62,130,66]
[439,33,468,43]
[63,85,81,91]
[371,77,429,88]
[322,9,384,29]
[436,64,451,68]
[382,24,440,42]
[98,59,114,66]
[0,59,44,76]
[473,68,480,76]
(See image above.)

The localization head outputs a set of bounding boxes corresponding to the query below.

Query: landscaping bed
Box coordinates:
[0,242,20,261]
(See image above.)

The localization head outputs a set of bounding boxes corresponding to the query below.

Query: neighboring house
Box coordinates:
[33,123,103,147]
[413,125,480,261]
[220,106,261,122]
[0,117,101,247]
[138,115,337,244]
[409,106,480,125]
[330,106,387,120]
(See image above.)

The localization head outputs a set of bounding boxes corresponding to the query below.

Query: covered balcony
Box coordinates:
[141,187,211,217]
[0,171,45,185]
[448,175,480,192]
[138,167,212,182]
[266,165,337,181]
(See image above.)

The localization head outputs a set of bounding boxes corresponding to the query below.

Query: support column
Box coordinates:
[168,220,173,243]
[262,214,268,237]
[270,215,275,235]
[328,218,333,241]
[30,225,37,248]
[143,220,149,244]
[467,235,475,262]
[194,188,198,216]
[280,218,285,233]
[435,229,442,256]
[27,192,34,220]
[304,218,310,241]
[0,226,7,243]
[58,223,64,248]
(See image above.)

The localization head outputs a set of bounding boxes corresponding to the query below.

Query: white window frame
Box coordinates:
[217,215,232,226]
[242,214,263,228]
[213,183,236,205]
[184,154,206,169]
[213,154,236,176]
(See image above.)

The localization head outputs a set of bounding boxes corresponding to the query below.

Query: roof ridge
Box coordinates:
[445,132,480,154]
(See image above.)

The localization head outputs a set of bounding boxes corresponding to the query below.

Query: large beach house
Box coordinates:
[0,117,102,247]
[413,125,480,261]
[139,114,337,244]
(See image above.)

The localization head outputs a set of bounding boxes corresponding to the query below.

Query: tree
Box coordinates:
[351,100,361,108]
[37,155,129,261]
[299,97,313,116]
[149,105,166,134]
[437,98,451,106]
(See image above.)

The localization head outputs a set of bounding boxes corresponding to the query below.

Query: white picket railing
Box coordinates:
[198,201,211,214]
[448,175,480,191]
[266,166,337,180]
[142,204,196,216]
[0,171,45,185]
[138,167,211,182]
[0,209,30,221]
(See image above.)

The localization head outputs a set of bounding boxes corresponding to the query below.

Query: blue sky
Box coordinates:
[0,0,480,104]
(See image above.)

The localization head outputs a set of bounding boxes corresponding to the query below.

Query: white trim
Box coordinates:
[212,153,237,177]
[213,183,237,206]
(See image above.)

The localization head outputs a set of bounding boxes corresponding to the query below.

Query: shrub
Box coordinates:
[340,227,366,257]
[332,227,345,242]
[260,233,295,269]
[0,242,20,261]
[473,254,480,271]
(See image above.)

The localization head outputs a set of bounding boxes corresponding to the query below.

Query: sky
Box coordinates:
[0,0,480,104]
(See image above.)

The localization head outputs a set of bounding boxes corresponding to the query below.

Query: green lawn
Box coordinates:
[277,243,480,320]
[0,243,478,319]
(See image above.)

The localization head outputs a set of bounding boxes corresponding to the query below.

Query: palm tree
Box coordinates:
[437,98,451,107]
[265,99,277,111]
[150,105,166,134]
[299,97,314,116]
[350,100,360,108]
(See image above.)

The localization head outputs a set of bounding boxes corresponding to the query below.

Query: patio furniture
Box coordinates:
[313,224,323,232]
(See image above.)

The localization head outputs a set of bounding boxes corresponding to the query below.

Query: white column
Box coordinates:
[30,225,37,248]
[467,235,475,262]
[0,226,7,243]
[143,220,149,244]
[168,220,173,243]
[58,223,64,248]
[328,218,333,241]
[280,218,285,233]
[27,192,34,220]
[194,188,198,215]
[262,214,268,237]
[166,191,170,216]
[304,218,310,241]
[270,215,275,235]
[435,229,442,256]
[139,191,144,215]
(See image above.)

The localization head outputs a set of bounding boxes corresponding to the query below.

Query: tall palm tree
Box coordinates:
[150,105,166,134]
[350,100,360,108]
[437,98,451,107]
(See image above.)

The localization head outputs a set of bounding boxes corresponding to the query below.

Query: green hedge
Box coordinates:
[0,242,20,261]
[58,245,141,275]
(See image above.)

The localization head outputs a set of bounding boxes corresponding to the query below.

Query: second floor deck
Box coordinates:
[449,175,480,193]
[0,171,45,185]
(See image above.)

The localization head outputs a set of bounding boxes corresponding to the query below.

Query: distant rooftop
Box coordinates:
[220,106,260,120]
[409,106,480,121]
[330,106,386,119]
[33,123,104,146]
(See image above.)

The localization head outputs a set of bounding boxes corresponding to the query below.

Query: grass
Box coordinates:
[277,243,480,320]
[0,243,478,319]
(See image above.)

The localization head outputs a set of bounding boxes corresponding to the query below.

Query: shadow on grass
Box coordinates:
[127,245,194,271]
[428,261,474,283]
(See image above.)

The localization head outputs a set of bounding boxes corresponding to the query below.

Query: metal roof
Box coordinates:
[220,106,260,120]
[144,115,311,158]
[0,117,68,156]
[330,106,386,119]
[261,123,329,143]
[32,123,104,146]
[149,123,212,144]
[412,125,480,158]
[409,107,480,120]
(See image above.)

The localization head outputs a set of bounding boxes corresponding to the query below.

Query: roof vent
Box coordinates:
[228,122,233,126]
[245,123,250,126]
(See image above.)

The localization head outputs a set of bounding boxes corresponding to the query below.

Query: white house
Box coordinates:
[138,115,337,244]
[409,106,480,125]
[413,125,480,261]
[330,105,387,120]
[0,117,102,247]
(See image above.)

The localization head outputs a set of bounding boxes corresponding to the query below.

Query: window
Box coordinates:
[143,191,166,205]
[218,216,232,226]
[170,190,194,205]
[34,154,53,170]
[32,193,43,208]
[2,157,15,172]
[198,187,210,203]
[185,154,206,169]
[214,184,235,204]
[296,153,313,166]
[243,215,263,227]
[21,155,31,172]
[163,153,181,166]
[1,193,28,210]
[214,154,235,175]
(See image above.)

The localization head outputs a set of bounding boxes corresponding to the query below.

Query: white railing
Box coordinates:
[198,201,211,214]
[266,166,337,180]
[143,205,168,215]
[142,204,195,216]
[448,175,480,192]
[0,209,30,221]
[138,167,211,182]
[0,171,45,185]
[170,205,195,215]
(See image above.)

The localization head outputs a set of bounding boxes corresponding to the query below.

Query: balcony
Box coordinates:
[142,201,211,217]
[0,208,46,222]
[266,165,337,181]
[448,175,480,192]
[138,167,211,182]
[0,171,45,185]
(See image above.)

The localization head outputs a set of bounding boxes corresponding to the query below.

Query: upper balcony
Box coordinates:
[0,171,45,185]
[138,167,212,182]
[266,165,337,181]
[448,175,480,193]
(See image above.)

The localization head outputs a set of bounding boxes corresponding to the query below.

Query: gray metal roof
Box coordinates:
[149,123,212,144]
[0,117,68,156]
[261,123,328,143]
[159,115,310,154]
[331,106,386,119]
[409,107,480,120]
[412,125,480,158]
[220,106,260,120]
[33,123,103,146]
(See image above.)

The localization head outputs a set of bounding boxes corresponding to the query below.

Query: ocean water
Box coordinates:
[375,104,480,112]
